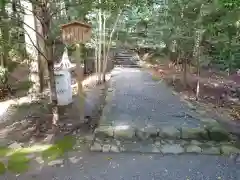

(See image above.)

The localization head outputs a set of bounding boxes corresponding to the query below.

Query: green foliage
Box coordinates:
[42,136,75,161]
[0,162,6,174]
[112,0,240,71]
[7,153,30,173]
[0,135,76,174]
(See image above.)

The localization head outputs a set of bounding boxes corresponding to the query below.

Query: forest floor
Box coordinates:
[0,72,109,147]
[0,73,110,174]
[144,60,240,134]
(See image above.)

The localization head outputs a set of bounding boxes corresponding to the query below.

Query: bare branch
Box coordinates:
[10,15,46,42]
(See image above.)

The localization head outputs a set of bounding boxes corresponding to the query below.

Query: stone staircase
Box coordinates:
[114,51,139,67]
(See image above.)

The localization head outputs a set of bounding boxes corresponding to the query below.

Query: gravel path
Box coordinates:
[5,152,240,180]
[104,67,202,129]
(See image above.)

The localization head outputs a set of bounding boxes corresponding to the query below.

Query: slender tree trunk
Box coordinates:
[0,2,10,68]
[40,1,59,129]
[35,15,45,93]
[103,10,122,79]
[98,5,102,83]
[95,43,98,74]
[195,45,200,101]
[102,11,106,82]
[194,30,204,101]
[228,39,233,76]
[47,60,59,127]
[183,57,187,89]
[196,57,200,101]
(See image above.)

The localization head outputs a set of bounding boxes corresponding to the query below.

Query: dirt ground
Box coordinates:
[146,61,240,124]
[0,73,109,147]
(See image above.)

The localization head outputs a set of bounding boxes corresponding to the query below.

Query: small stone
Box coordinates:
[186,145,202,153]
[152,146,160,153]
[160,144,184,154]
[107,88,113,92]
[84,135,94,142]
[95,126,114,138]
[180,140,189,146]
[144,126,158,137]
[113,140,121,146]
[110,145,120,152]
[8,142,22,149]
[191,140,202,146]
[35,156,44,164]
[155,141,161,147]
[181,127,208,140]
[48,159,64,166]
[165,140,175,144]
[209,127,230,141]
[172,91,178,95]
[102,144,111,152]
[202,147,220,155]
[114,127,135,139]
[135,130,148,140]
[90,142,102,152]
[159,127,180,139]
[136,126,158,140]
[205,141,216,146]
[221,145,240,155]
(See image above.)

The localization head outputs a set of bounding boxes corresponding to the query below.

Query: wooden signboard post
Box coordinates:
[61,21,92,121]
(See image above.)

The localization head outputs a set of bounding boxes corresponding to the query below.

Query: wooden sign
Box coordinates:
[61,21,92,44]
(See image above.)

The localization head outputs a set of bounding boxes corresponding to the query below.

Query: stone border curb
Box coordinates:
[94,124,238,142]
[89,138,240,157]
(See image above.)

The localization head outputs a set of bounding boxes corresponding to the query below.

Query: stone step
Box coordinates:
[115,59,131,61]
[90,124,240,155]
[114,65,140,68]
[115,58,132,61]
[115,55,132,57]
[90,137,240,156]
[115,55,132,58]
[93,124,238,142]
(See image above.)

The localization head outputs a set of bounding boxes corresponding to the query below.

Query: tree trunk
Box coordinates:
[47,60,59,128]
[194,30,204,101]
[183,58,187,89]
[40,1,59,129]
[0,3,10,68]
[46,36,59,130]
[35,16,46,93]
[196,59,200,101]
[103,10,122,79]
[95,44,98,74]
[102,11,106,82]
[98,6,102,83]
